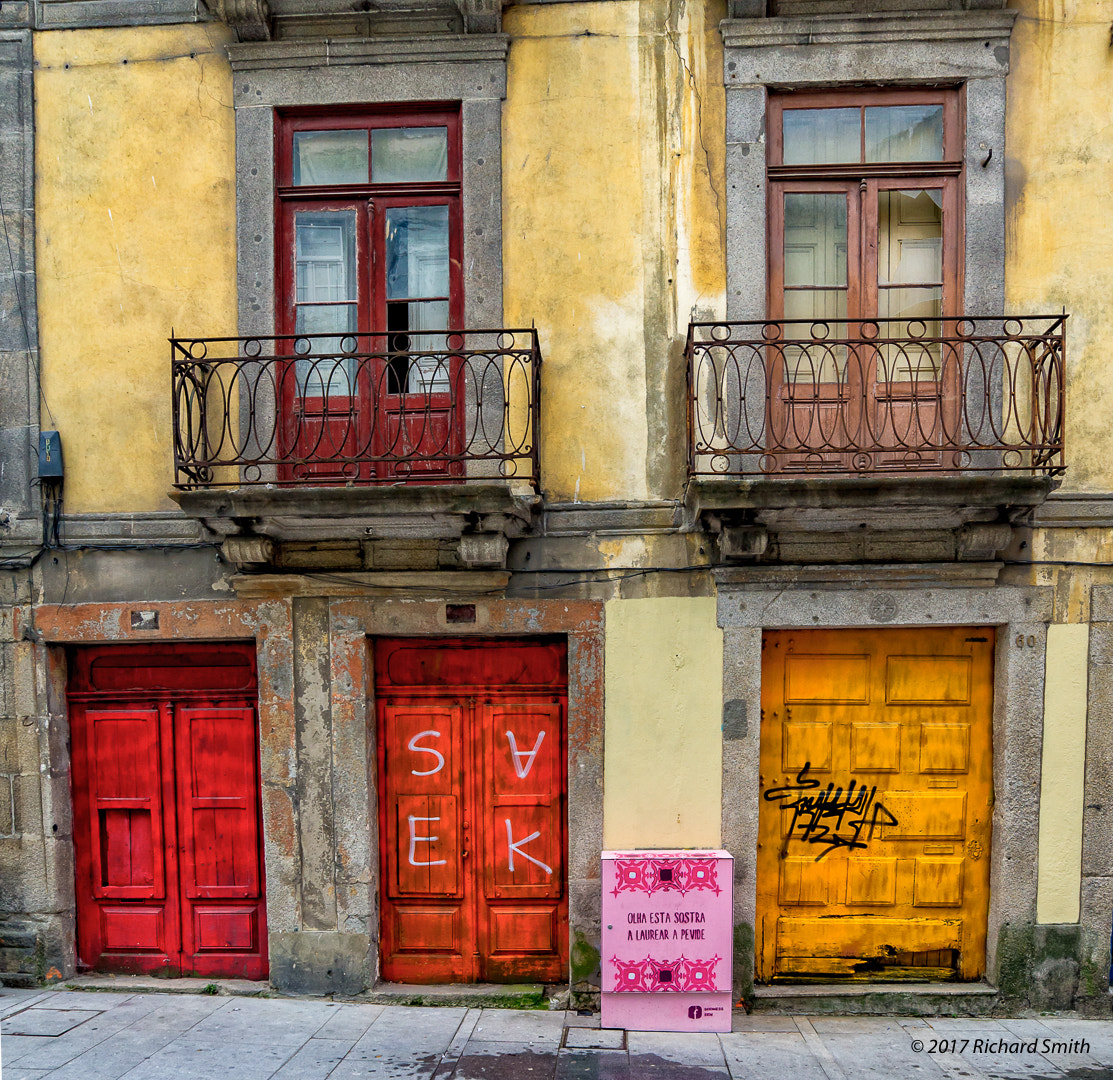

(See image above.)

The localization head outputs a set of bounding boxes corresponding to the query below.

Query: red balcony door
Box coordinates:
[276,109,465,482]
[70,646,267,979]
[281,202,371,483]
[377,639,568,983]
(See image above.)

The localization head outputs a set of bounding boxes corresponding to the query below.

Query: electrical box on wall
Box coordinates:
[601,850,734,1033]
[38,431,63,480]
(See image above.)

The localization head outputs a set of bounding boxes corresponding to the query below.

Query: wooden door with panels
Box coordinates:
[757,628,993,983]
[377,639,567,983]
[70,644,267,979]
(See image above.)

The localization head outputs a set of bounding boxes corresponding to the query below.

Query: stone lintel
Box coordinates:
[714,560,1003,589]
[231,569,511,597]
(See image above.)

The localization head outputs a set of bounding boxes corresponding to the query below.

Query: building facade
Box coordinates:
[1,0,1111,1013]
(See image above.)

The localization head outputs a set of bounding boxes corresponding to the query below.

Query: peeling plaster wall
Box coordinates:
[502,0,726,504]
[34,24,236,513]
[1005,0,1113,493]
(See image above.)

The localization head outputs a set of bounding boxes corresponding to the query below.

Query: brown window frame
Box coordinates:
[767,86,965,322]
[274,103,464,340]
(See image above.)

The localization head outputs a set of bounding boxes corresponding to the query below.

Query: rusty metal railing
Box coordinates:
[685,316,1066,478]
[171,329,542,489]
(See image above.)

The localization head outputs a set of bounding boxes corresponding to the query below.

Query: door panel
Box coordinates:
[176,706,267,979]
[757,627,993,983]
[381,701,470,979]
[378,641,567,984]
[87,709,167,901]
[177,708,260,898]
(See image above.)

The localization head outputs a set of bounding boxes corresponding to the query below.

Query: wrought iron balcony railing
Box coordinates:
[171,329,542,489]
[685,316,1065,479]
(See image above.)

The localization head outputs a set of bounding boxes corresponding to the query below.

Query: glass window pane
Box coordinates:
[385,206,450,299]
[878,286,942,324]
[372,127,449,183]
[878,190,942,286]
[386,299,450,393]
[784,193,847,288]
[782,288,848,382]
[296,211,357,303]
[295,210,357,394]
[782,108,860,165]
[878,286,942,381]
[783,288,848,323]
[292,130,368,185]
[865,105,944,163]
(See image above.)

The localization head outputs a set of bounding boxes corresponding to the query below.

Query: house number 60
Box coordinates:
[1015,634,1037,648]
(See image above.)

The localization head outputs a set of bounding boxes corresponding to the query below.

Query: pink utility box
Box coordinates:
[600,849,734,1033]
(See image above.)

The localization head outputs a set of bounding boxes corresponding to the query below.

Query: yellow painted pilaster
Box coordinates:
[603,596,723,848]
[1036,622,1089,924]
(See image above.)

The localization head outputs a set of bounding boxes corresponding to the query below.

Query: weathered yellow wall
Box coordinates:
[1006,0,1113,493]
[603,596,723,848]
[502,1,726,504]
[1036,622,1088,924]
[35,25,236,513]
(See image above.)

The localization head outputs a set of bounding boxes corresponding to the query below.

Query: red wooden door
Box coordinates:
[70,647,267,979]
[377,640,567,984]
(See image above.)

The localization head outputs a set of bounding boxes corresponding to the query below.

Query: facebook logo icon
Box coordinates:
[687,1005,703,1020]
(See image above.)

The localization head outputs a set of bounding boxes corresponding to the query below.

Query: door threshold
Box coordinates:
[362,981,547,1009]
[61,973,270,997]
[753,981,998,1016]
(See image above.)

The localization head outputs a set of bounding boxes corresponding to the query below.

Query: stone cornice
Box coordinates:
[228,31,507,69]
[721,9,1017,50]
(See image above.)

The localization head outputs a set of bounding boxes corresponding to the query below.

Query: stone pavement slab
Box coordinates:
[627,1030,727,1067]
[3,1010,103,1037]
[0,989,53,1019]
[821,1030,947,1080]
[564,1027,624,1049]
[554,1049,631,1080]
[309,1002,384,1042]
[721,1031,830,1080]
[450,1043,560,1079]
[269,1038,354,1080]
[469,1009,565,1044]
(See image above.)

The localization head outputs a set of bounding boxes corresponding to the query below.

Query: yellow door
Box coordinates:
[757,627,993,983]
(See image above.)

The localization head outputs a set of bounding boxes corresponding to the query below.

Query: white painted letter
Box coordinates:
[407,730,445,776]
[407,815,447,867]
[505,818,553,875]
[505,729,546,779]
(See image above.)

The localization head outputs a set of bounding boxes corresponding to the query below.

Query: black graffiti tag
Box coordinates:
[763,762,899,862]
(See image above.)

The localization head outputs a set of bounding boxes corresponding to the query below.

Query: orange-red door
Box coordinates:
[377,639,567,983]
[71,649,267,979]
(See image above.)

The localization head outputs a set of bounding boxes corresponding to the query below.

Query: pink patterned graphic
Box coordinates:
[611,857,721,897]
[609,955,722,993]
